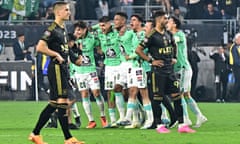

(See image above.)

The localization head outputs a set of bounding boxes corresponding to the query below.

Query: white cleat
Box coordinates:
[125,121,141,129]
[194,115,208,128]
[140,120,153,129]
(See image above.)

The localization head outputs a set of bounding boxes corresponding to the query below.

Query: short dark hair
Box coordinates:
[131,14,144,23]
[170,16,181,29]
[115,12,128,20]
[52,1,68,9]
[153,10,166,19]
[99,16,111,22]
[74,21,87,29]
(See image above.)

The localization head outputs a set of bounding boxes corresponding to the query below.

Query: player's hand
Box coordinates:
[171,58,177,65]
[75,55,82,66]
[125,55,130,60]
[152,60,164,67]
[56,53,64,64]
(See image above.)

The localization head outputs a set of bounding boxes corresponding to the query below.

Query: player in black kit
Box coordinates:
[28,1,84,144]
[136,10,196,133]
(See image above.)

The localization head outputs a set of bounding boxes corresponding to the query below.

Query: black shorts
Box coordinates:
[48,62,70,100]
[150,71,180,99]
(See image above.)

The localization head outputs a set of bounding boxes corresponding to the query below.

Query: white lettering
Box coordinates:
[20,71,32,90]
[11,71,17,90]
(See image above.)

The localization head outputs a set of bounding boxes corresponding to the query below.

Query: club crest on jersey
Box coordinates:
[163,36,168,46]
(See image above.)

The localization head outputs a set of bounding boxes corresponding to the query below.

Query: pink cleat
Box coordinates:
[178,125,196,133]
[156,125,170,133]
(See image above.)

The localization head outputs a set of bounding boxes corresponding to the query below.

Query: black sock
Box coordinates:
[152,100,162,126]
[33,104,56,135]
[163,95,177,124]
[162,95,177,127]
[173,98,184,124]
[58,105,72,140]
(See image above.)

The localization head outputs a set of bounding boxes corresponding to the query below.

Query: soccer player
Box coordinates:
[136,10,196,133]
[72,21,108,128]
[143,19,177,129]
[124,14,154,129]
[97,16,124,127]
[113,12,143,128]
[28,1,84,144]
[166,16,207,128]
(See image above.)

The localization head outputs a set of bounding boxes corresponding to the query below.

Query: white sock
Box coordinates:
[82,97,94,121]
[71,102,80,118]
[144,103,153,122]
[115,92,125,121]
[108,108,116,123]
[95,95,105,117]
[182,97,190,119]
[186,97,203,117]
[125,99,136,121]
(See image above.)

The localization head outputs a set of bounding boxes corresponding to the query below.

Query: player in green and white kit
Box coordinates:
[72,21,107,128]
[167,16,207,128]
[113,12,143,128]
[97,16,126,126]
[128,14,154,129]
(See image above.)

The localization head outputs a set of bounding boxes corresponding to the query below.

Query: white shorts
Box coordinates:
[176,68,192,92]
[119,61,132,88]
[104,65,125,90]
[128,67,148,88]
[74,71,100,91]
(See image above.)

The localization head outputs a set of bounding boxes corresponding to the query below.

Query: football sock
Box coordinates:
[115,92,125,120]
[144,103,153,122]
[152,100,162,125]
[125,99,136,121]
[108,108,116,123]
[57,104,72,140]
[95,95,105,117]
[181,97,190,119]
[186,97,203,116]
[160,103,168,119]
[162,95,177,123]
[33,103,56,135]
[82,97,94,121]
[71,102,80,118]
[173,98,184,124]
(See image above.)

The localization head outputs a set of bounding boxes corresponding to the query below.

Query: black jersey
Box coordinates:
[140,29,177,74]
[41,22,69,62]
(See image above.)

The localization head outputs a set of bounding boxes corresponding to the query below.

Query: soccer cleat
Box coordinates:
[216,99,221,103]
[86,121,97,128]
[178,125,196,133]
[64,137,85,144]
[169,120,178,129]
[140,120,153,129]
[75,116,81,128]
[69,123,79,130]
[194,115,208,128]
[161,118,170,125]
[124,121,141,129]
[156,124,170,133]
[100,116,108,127]
[119,120,131,126]
[28,133,48,144]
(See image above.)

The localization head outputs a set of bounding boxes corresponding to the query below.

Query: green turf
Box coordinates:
[0,101,240,144]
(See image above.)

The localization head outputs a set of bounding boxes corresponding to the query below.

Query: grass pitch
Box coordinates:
[0,101,240,144]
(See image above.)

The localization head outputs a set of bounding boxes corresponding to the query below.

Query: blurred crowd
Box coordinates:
[0,0,239,22]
